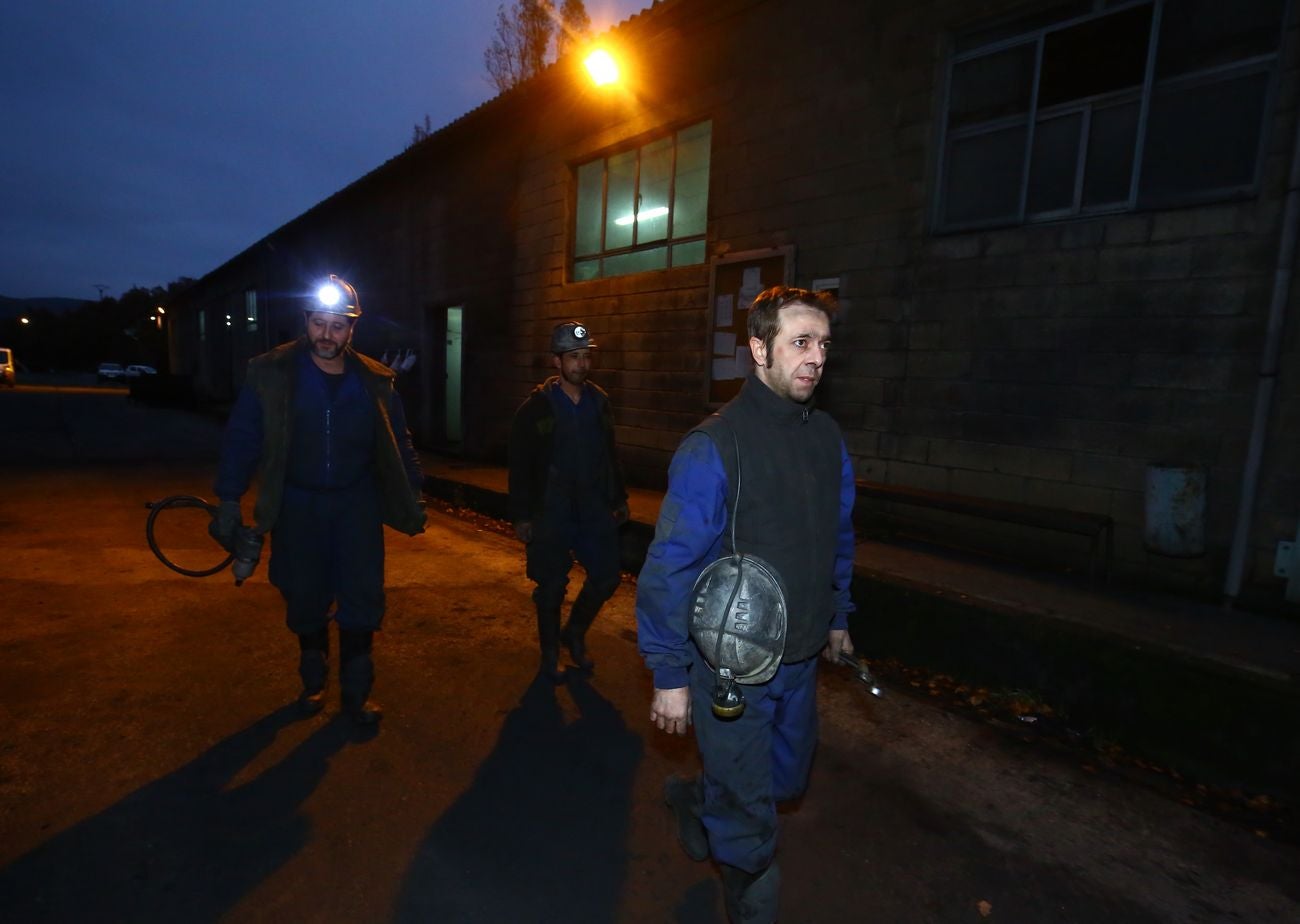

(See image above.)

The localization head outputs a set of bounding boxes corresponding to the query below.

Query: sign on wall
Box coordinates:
[705,246,792,406]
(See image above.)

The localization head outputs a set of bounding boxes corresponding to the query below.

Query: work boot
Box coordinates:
[296,628,329,716]
[298,650,328,715]
[535,600,566,684]
[559,624,594,673]
[561,580,613,672]
[339,629,382,726]
[663,774,709,861]
[721,863,781,924]
[539,646,566,685]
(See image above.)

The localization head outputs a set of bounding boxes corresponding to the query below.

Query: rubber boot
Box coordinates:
[339,629,382,725]
[297,627,330,716]
[721,863,780,924]
[560,581,611,672]
[663,774,709,861]
[536,602,566,685]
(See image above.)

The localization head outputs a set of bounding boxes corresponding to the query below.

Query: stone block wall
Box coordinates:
[505,0,1300,600]
[174,0,1299,605]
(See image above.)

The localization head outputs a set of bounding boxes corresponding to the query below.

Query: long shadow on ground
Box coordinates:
[0,706,352,923]
[392,673,644,922]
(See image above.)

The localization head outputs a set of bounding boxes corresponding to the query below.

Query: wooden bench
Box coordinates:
[855,479,1114,582]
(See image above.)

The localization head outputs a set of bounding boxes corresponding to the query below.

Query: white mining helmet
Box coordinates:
[314,275,362,318]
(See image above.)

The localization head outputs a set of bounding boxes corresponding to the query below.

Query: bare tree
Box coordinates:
[484,0,591,93]
[556,0,592,58]
[410,114,433,148]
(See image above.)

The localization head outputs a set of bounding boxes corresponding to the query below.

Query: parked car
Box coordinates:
[0,347,14,387]
[97,362,125,382]
[125,364,157,379]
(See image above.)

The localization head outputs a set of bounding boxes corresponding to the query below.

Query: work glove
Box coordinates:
[209,499,242,549]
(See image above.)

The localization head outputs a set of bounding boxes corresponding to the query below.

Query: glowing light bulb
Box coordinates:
[585,49,619,86]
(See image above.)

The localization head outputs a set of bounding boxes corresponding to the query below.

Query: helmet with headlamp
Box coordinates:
[313,275,361,318]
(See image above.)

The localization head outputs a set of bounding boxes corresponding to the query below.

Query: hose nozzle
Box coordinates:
[230,527,263,586]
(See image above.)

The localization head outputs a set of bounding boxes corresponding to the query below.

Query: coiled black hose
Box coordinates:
[144,494,234,577]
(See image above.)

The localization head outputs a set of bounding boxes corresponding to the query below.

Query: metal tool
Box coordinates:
[836,650,883,697]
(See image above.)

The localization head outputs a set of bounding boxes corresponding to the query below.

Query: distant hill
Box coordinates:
[0,295,92,318]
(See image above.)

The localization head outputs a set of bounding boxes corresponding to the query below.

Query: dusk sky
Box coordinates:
[0,1,651,301]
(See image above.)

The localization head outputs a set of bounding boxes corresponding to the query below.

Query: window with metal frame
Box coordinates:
[572,120,711,281]
[934,0,1287,232]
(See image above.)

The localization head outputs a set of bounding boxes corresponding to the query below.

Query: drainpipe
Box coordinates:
[1222,99,1300,609]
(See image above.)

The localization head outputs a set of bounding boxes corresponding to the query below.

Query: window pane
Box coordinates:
[636,137,673,244]
[1027,112,1082,214]
[574,258,601,281]
[943,125,1027,225]
[605,150,637,250]
[1140,70,1269,204]
[1038,5,1151,108]
[948,44,1036,128]
[604,246,667,277]
[1156,0,1285,79]
[1082,100,1138,206]
[673,121,711,238]
[573,120,711,280]
[575,160,604,257]
[671,239,706,267]
[955,1,1091,53]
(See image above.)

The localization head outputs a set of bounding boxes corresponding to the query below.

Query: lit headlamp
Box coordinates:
[313,275,361,318]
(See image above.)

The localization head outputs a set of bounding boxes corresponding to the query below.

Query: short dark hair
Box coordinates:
[747,286,837,363]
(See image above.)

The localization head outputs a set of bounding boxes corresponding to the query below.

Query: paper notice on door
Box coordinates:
[739,266,763,306]
[714,293,734,328]
[712,356,739,381]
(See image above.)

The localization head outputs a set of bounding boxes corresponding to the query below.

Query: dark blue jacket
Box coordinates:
[215,339,425,535]
[636,376,856,690]
[507,377,627,524]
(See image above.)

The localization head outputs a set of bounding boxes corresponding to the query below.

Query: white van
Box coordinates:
[0,347,14,387]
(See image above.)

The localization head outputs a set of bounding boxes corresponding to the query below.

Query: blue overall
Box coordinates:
[637,428,856,873]
[216,350,400,632]
[525,383,621,612]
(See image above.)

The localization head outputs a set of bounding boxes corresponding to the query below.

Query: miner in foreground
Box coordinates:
[636,286,857,923]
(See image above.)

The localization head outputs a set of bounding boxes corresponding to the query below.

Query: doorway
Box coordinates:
[444,306,463,444]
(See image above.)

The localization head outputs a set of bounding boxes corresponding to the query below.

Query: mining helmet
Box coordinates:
[314,275,362,318]
[689,552,788,718]
[551,321,596,353]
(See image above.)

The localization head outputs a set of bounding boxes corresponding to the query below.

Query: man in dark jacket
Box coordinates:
[636,287,856,924]
[509,321,629,683]
[213,275,426,725]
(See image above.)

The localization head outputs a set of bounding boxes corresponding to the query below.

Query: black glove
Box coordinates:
[209,499,242,549]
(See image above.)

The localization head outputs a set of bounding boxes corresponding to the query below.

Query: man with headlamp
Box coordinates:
[212,275,426,726]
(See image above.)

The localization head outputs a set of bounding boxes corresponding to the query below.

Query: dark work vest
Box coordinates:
[695,374,844,662]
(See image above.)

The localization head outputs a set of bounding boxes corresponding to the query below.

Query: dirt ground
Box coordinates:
[0,388,1298,922]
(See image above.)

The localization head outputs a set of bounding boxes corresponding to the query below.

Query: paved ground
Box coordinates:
[1,386,1299,922]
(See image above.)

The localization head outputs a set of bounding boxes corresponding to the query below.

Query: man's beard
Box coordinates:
[313,339,344,360]
[561,366,587,388]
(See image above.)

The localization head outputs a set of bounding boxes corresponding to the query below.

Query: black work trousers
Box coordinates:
[269,479,385,633]
[525,491,621,613]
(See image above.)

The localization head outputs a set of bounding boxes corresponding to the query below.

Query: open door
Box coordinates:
[444,306,463,444]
